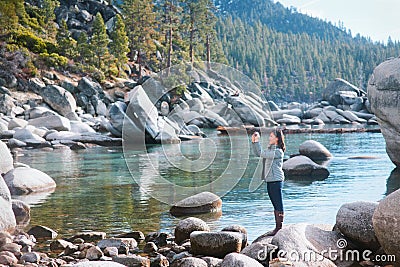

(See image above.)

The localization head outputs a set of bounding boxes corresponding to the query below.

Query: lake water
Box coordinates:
[16,129,398,242]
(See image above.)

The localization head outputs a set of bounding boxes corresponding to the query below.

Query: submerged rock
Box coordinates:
[170,192,222,216]
[3,167,56,195]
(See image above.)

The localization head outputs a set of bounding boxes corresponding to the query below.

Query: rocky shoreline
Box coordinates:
[0,193,398,267]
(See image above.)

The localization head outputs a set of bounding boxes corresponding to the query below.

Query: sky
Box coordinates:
[275,0,400,43]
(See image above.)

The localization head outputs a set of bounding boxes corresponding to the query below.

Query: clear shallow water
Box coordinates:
[17,130,398,242]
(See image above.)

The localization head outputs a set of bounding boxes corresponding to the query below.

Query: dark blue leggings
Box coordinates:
[267,181,284,212]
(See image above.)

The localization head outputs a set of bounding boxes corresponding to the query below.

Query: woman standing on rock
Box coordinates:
[251,129,285,236]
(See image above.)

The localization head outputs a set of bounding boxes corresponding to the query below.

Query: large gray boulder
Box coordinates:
[0,176,16,231]
[28,115,71,131]
[13,128,46,144]
[0,140,13,175]
[170,191,222,216]
[3,167,56,195]
[323,78,366,107]
[271,224,353,267]
[77,77,103,97]
[125,85,161,139]
[0,94,15,116]
[299,140,332,162]
[372,189,400,265]
[336,201,379,250]
[190,231,244,258]
[283,155,330,180]
[221,253,263,267]
[226,96,266,127]
[40,85,77,120]
[175,217,210,244]
[368,57,400,167]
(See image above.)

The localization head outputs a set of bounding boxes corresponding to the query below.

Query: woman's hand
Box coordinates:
[252,132,260,143]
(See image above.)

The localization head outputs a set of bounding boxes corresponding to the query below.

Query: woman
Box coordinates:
[251,129,286,236]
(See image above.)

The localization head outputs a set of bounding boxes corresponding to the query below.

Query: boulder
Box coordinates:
[190,231,244,258]
[50,239,76,252]
[170,192,222,216]
[367,57,400,167]
[226,96,266,127]
[323,78,366,106]
[299,140,332,162]
[73,261,127,267]
[108,101,128,136]
[70,232,106,243]
[175,217,210,245]
[70,121,96,133]
[336,109,366,123]
[28,115,71,131]
[86,246,104,260]
[336,201,379,250]
[221,253,263,267]
[112,255,150,267]
[372,188,400,264]
[8,118,28,130]
[271,224,353,266]
[0,94,15,116]
[40,85,77,119]
[271,109,303,120]
[173,257,208,267]
[27,225,57,239]
[8,138,27,149]
[144,232,168,247]
[276,114,301,125]
[13,128,47,145]
[240,240,277,266]
[77,77,103,97]
[28,106,58,119]
[283,156,330,180]
[201,257,223,267]
[0,141,13,175]
[97,238,137,253]
[125,85,159,138]
[187,98,205,113]
[28,78,46,94]
[0,177,16,231]
[11,199,30,226]
[3,167,56,195]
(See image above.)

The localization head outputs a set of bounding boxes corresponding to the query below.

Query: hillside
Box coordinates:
[214,0,400,102]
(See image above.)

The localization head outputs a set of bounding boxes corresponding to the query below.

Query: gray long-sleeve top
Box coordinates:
[252,142,285,182]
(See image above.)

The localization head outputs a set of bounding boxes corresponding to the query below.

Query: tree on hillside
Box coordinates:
[182,0,207,63]
[109,14,129,76]
[56,19,77,59]
[90,13,110,71]
[158,0,183,68]
[122,0,158,78]
[76,31,93,65]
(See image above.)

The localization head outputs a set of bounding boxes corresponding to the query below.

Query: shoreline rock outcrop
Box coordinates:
[368,57,400,167]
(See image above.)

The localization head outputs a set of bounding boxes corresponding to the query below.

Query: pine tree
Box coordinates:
[90,13,110,70]
[182,0,207,63]
[56,19,77,59]
[158,0,183,68]
[76,31,92,65]
[122,0,158,78]
[109,14,129,76]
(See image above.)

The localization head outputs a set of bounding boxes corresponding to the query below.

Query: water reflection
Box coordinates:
[386,168,400,196]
